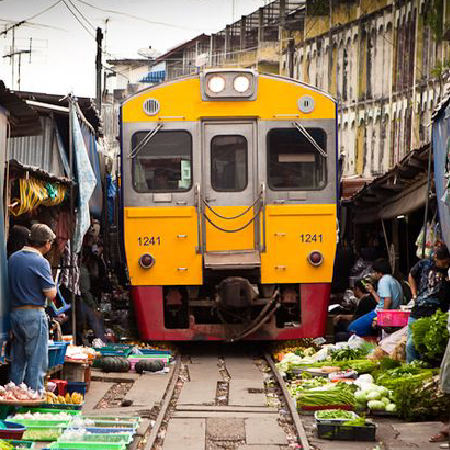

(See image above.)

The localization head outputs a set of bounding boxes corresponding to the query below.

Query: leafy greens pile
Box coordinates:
[412,310,449,363]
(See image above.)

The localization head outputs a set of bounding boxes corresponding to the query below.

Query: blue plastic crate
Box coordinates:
[48,347,59,368]
[67,382,87,396]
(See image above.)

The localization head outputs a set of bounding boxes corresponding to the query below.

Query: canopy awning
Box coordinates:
[350,145,431,224]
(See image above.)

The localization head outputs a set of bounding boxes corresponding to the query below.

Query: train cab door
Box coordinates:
[201,121,260,270]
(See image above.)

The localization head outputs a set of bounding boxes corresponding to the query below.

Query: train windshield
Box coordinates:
[211,135,248,192]
[131,131,192,192]
[268,127,327,190]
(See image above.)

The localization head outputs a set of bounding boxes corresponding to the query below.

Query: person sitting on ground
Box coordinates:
[333,278,378,341]
[406,245,450,363]
[348,258,404,337]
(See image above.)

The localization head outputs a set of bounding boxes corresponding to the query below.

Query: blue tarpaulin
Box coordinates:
[432,101,450,249]
[80,123,102,219]
[71,106,97,254]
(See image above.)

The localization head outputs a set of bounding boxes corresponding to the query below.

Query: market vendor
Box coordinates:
[333,278,378,341]
[9,224,57,393]
[406,246,450,363]
[348,259,404,337]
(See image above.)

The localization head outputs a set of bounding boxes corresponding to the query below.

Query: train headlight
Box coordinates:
[307,250,324,267]
[139,253,155,269]
[208,76,225,93]
[233,75,250,93]
[201,69,258,100]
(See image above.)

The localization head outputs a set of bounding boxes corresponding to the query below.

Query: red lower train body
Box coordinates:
[131,283,330,341]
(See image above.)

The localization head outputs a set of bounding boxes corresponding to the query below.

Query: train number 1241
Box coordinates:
[300,234,323,243]
[138,236,161,246]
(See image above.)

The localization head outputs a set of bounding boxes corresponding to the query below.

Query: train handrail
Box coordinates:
[260,181,266,253]
[194,183,203,254]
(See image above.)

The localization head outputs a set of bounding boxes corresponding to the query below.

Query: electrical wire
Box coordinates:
[74,0,208,32]
[65,0,95,31]
[0,0,63,36]
[62,0,94,37]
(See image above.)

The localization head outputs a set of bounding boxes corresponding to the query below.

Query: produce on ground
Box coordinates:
[392,375,450,420]
[412,310,449,362]
[316,409,356,420]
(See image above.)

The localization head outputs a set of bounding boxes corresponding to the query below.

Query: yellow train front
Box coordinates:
[121,69,338,341]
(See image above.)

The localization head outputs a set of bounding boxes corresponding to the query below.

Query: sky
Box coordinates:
[0,0,268,97]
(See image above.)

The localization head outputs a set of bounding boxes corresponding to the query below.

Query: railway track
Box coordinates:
[143,344,310,450]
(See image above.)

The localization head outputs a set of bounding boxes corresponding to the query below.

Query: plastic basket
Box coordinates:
[376,309,410,327]
[314,410,358,423]
[6,440,35,449]
[59,432,133,444]
[317,420,377,441]
[8,417,72,427]
[0,422,26,440]
[16,408,81,417]
[37,404,83,411]
[22,424,65,441]
[80,417,140,427]
[48,442,126,450]
[97,345,133,357]
[54,342,69,365]
[66,382,87,396]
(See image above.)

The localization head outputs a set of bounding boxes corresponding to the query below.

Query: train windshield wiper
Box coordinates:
[128,123,163,159]
[292,122,327,158]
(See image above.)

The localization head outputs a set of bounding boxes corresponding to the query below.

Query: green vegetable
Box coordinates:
[385,403,397,411]
[354,391,367,402]
[393,376,450,420]
[366,391,382,401]
[412,310,449,363]
[316,409,355,420]
[381,397,390,406]
[367,400,385,410]
[0,441,13,450]
[297,390,355,408]
[341,417,366,427]
[329,348,369,361]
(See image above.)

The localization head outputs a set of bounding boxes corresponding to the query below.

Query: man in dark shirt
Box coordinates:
[334,279,377,340]
[406,246,450,362]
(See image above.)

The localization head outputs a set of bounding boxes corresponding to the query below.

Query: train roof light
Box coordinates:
[201,69,258,101]
[208,76,225,93]
[234,75,250,93]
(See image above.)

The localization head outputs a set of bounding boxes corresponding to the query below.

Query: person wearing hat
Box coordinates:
[8,223,57,393]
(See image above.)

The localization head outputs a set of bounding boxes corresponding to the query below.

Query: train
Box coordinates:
[120,68,338,341]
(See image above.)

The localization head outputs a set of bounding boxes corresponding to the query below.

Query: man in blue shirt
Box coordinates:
[9,224,57,393]
[348,259,404,337]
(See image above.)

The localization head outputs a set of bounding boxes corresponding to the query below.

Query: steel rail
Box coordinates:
[264,351,311,450]
[144,354,182,450]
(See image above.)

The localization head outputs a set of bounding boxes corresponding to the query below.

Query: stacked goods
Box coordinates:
[45,393,83,405]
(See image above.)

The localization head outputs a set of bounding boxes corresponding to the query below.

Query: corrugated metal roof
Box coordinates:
[9,116,66,179]
[0,81,41,137]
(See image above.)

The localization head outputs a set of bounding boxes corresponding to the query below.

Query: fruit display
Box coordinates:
[45,392,83,405]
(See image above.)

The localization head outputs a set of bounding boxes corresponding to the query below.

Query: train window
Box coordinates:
[131,131,192,193]
[267,128,327,190]
[211,135,248,192]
